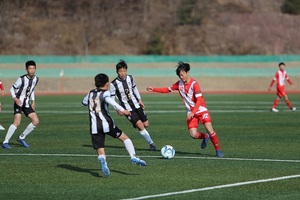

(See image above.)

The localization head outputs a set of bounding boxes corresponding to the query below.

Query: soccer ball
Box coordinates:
[161,145,175,159]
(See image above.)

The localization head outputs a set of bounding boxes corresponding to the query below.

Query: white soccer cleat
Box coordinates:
[131,157,147,167]
[99,157,110,177]
[292,107,296,112]
[271,108,279,112]
[0,125,5,130]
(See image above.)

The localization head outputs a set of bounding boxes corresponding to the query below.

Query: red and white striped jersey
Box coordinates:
[0,80,4,91]
[153,78,208,114]
[270,69,293,88]
[274,70,289,87]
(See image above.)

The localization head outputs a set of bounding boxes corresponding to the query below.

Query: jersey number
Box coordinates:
[202,113,209,120]
[90,97,101,113]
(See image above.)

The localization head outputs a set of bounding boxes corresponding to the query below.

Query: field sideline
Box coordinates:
[0,94,299,199]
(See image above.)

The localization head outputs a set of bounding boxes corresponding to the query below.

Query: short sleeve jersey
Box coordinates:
[12,75,39,108]
[273,70,289,88]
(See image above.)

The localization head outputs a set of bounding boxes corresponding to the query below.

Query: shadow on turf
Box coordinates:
[57,164,139,177]
[57,164,101,178]
[81,144,211,156]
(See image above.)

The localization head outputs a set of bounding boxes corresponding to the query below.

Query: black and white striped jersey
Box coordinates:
[110,75,141,111]
[82,89,125,134]
[10,74,39,108]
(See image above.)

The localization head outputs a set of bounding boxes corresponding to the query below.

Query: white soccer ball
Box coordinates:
[161,145,175,159]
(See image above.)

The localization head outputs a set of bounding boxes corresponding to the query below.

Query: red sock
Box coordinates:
[210,132,220,151]
[196,132,207,139]
[285,100,293,109]
[272,99,280,108]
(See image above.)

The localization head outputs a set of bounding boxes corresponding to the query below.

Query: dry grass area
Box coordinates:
[2,0,300,55]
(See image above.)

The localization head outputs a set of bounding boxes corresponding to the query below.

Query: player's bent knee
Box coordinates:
[118,132,129,141]
[32,119,39,126]
[189,132,198,139]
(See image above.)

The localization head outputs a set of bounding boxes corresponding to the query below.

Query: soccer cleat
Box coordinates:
[149,143,156,151]
[17,138,30,148]
[99,157,110,177]
[292,107,296,112]
[2,143,12,149]
[216,150,224,158]
[0,125,5,130]
[201,133,210,149]
[271,108,279,112]
[131,157,147,167]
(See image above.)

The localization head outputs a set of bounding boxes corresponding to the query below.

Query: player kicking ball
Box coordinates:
[147,61,223,157]
[82,73,146,177]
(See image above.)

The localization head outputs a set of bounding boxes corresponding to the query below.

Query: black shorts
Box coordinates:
[125,107,148,127]
[14,103,36,117]
[91,126,122,149]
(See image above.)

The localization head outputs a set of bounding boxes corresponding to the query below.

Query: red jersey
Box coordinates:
[0,80,4,91]
[153,78,208,114]
[269,69,292,89]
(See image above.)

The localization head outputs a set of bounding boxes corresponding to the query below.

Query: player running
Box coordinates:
[110,60,156,151]
[82,73,146,177]
[2,60,39,149]
[268,62,296,112]
[147,61,223,157]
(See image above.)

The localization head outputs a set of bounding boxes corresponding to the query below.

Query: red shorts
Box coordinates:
[186,111,212,129]
[277,86,286,97]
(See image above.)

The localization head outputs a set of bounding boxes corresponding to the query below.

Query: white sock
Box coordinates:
[98,155,106,162]
[3,124,17,144]
[19,123,36,139]
[124,138,136,158]
[139,129,154,145]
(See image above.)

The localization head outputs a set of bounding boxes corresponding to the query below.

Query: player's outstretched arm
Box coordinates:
[105,96,130,116]
[146,86,153,92]
[146,86,171,93]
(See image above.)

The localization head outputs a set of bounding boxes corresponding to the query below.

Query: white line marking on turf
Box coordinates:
[0,153,300,163]
[1,109,278,114]
[121,174,300,200]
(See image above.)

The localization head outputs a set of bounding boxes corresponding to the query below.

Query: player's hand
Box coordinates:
[123,110,131,116]
[139,99,145,109]
[117,110,124,116]
[0,90,4,96]
[146,86,153,92]
[31,101,36,110]
[14,97,22,107]
[187,113,194,120]
[268,87,271,91]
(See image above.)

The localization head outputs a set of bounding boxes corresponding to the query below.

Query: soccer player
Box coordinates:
[82,73,146,177]
[268,62,296,112]
[1,60,39,149]
[147,61,223,157]
[0,80,5,130]
[110,60,156,151]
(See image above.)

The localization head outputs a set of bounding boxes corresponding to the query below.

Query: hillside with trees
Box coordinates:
[1,0,300,55]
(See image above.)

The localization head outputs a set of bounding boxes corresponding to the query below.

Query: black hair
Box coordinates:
[25,60,36,69]
[95,73,109,88]
[176,61,190,76]
[116,59,128,72]
[278,62,285,67]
